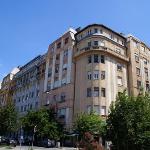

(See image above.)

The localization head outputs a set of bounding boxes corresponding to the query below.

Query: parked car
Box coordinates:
[7,139,17,147]
[0,136,7,145]
[37,138,56,148]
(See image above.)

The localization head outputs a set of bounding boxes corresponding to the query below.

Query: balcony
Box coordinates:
[75,46,129,62]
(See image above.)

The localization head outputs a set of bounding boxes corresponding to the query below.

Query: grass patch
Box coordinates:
[5,146,13,149]
[0,144,7,148]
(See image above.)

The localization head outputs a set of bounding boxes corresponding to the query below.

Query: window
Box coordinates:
[101,106,106,116]
[135,53,139,62]
[121,41,124,46]
[93,87,99,97]
[146,82,149,91]
[141,46,145,52]
[137,80,141,89]
[94,54,99,63]
[64,37,69,44]
[94,28,98,33]
[56,54,60,60]
[101,55,105,63]
[117,38,119,43]
[64,50,68,57]
[36,90,39,97]
[87,71,92,80]
[31,92,34,98]
[110,34,114,40]
[54,76,59,81]
[51,47,54,52]
[21,106,23,112]
[87,30,91,35]
[58,108,66,118]
[47,82,51,91]
[88,41,91,47]
[101,88,106,97]
[55,65,59,73]
[30,104,32,110]
[61,93,66,102]
[93,70,99,80]
[87,105,92,114]
[133,41,138,48]
[53,95,57,101]
[101,71,105,80]
[48,68,52,77]
[35,102,38,108]
[136,67,140,76]
[93,105,100,114]
[88,56,92,63]
[87,88,92,97]
[143,58,147,65]
[100,29,103,34]
[24,105,27,111]
[117,64,122,71]
[94,41,99,46]
[145,68,148,79]
[57,42,61,49]
[117,76,123,86]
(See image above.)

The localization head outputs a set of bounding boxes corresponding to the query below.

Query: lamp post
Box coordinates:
[20,125,23,150]
[31,125,37,150]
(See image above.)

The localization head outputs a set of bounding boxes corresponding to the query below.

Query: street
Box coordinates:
[0,146,77,150]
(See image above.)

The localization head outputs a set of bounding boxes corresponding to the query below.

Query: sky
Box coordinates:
[0,0,150,81]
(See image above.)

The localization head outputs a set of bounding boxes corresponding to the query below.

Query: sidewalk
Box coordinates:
[0,146,78,150]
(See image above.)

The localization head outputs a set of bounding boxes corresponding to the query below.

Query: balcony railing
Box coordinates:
[75,46,129,62]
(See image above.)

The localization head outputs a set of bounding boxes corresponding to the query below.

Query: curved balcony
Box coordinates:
[74,46,129,62]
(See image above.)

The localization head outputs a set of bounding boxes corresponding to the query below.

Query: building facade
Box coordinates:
[0,67,20,107]
[1,23,150,131]
[74,24,129,117]
[127,35,150,96]
[44,28,76,130]
[13,55,46,116]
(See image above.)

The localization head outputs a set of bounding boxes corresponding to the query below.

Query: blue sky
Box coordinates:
[0,0,150,81]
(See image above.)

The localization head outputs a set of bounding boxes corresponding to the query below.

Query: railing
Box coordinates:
[75,46,129,62]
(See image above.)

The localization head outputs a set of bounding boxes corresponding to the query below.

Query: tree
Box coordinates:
[0,102,18,136]
[21,108,63,140]
[74,112,106,138]
[106,91,150,150]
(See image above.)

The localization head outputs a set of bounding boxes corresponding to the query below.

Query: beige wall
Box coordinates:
[74,25,128,119]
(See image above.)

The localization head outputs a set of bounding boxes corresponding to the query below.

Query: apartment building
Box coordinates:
[13,55,45,116]
[44,28,76,130]
[74,24,129,117]
[127,34,150,96]
[0,67,20,107]
[1,23,150,132]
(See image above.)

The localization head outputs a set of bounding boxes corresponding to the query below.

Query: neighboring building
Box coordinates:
[0,67,20,107]
[44,28,76,130]
[13,55,46,116]
[74,24,129,118]
[127,34,150,96]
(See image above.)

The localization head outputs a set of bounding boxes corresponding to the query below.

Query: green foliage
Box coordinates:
[107,91,150,150]
[0,102,18,136]
[74,112,106,138]
[21,108,63,140]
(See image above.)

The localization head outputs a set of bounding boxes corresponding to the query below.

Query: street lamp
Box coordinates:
[31,125,37,150]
